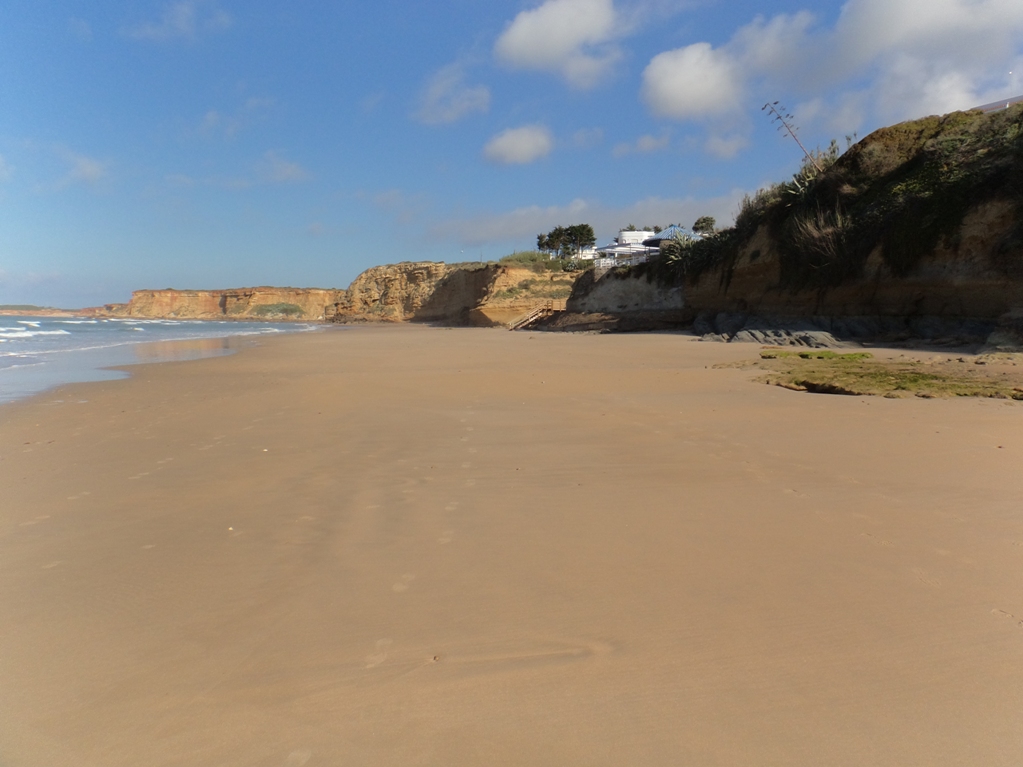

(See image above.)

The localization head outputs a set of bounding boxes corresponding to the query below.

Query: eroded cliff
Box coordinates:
[332,262,497,322]
[568,104,1023,338]
[329,261,576,325]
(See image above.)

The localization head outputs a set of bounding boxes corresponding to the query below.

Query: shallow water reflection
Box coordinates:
[0,325,308,405]
[129,335,237,363]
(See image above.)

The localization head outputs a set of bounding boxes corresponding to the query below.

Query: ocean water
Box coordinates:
[0,316,322,405]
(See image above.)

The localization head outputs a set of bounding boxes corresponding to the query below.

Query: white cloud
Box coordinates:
[125,1,231,41]
[494,0,621,89]
[198,109,239,138]
[612,132,671,157]
[56,149,106,189]
[483,125,554,165]
[415,63,491,125]
[835,0,1023,67]
[430,191,747,246]
[640,0,1023,156]
[831,0,1023,120]
[0,154,11,182]
[358,188,429,225]
[704,134,748,159]
[194,98,272,139]
[166,151,309,190]
[258,151,309,183]
[641,43,743,119]
[730,12,817,79]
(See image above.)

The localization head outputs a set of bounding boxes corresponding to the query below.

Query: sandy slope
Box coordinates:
[1,326,1022,766]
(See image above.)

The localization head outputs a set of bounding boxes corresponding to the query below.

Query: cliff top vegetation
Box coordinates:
[659,103,1023,292]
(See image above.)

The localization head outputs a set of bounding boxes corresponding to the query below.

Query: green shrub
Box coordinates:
[666,104,1023,293]
[499,250,571,273]
[253,303,304,317]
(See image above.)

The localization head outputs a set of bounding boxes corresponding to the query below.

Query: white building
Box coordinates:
[594,229,660,261]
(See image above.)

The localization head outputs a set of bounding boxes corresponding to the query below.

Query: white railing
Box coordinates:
[594,255,649,270]
[972,94,1023,113]
[508,300,555,330]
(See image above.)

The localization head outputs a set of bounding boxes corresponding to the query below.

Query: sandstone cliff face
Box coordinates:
[109,287,337,320]
[99,261,577,327]
[330,261,574,325]
[333,262,498,322]
[566,268,683,315]
[683,198,1023,320]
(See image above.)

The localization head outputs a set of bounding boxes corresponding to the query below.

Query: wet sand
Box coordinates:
[2,325,1022,766]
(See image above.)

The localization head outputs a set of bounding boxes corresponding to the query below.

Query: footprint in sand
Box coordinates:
[912,567,940,587]
[438,530,454,544]
[992,609,1023,628]
[365,638,393,668]
[392,574,416,592]
[284,751,312,767]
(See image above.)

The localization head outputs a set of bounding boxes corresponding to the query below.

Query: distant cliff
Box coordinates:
[103,287,337,321]
[94,262,576,326]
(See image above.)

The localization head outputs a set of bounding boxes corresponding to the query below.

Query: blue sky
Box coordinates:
[1,0,1021,306]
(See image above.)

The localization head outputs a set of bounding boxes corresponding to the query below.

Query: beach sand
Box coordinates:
[2,325,1022,766]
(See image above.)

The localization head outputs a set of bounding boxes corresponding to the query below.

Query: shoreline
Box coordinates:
[0,318,327,406]
[3,325,1022,765]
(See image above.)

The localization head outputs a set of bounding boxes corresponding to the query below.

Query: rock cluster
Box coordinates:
[691,311,1021,348]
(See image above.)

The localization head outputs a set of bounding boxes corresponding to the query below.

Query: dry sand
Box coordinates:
[1,325,1022,766]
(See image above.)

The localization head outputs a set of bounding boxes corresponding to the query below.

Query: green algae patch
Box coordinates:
[759,350,874,361]
[737,350,1023,399]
